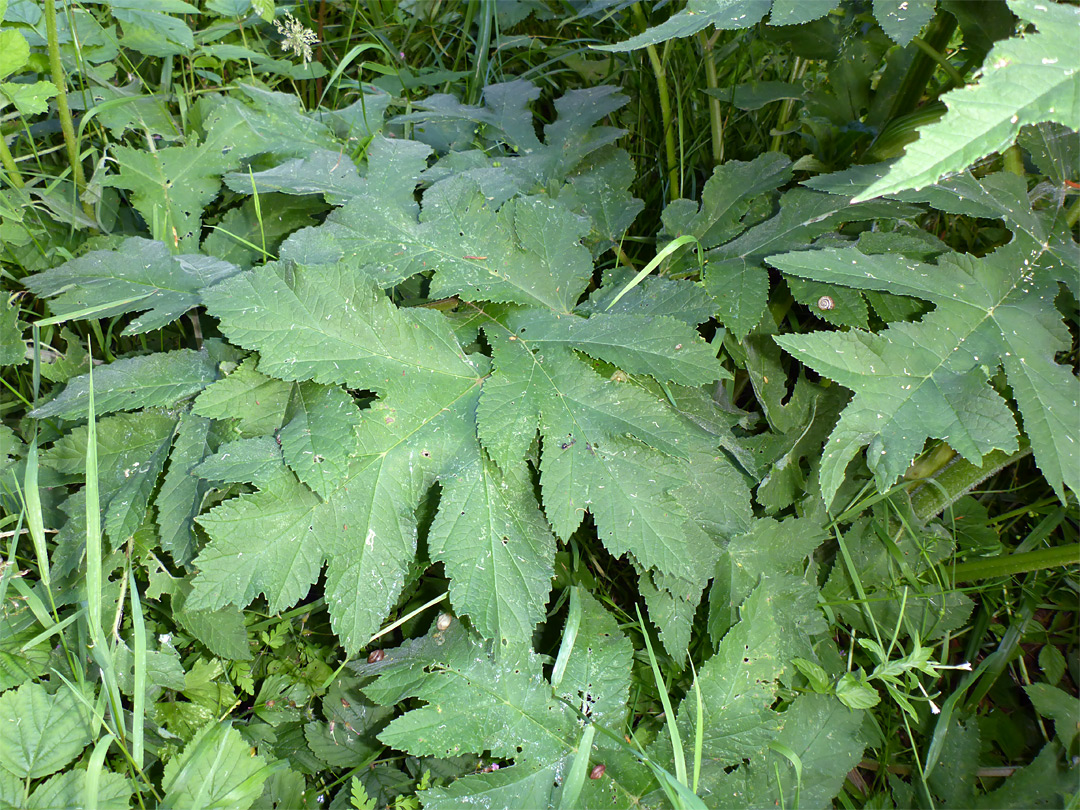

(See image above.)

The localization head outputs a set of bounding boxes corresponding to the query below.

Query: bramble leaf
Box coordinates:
[0,683,92,779]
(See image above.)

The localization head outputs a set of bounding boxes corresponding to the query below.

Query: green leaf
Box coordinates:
[193,436,285,486]
[0,80,57,116]
[596,0,772,52]
[0,30,29,80]
[507,309,721,387]
[768,0,836,26]
[661,153,792,250]
[192,356,293,438]
[39,328,90,384]
[927,715,981,807]
[873,0,936,45]
[701,694,865,809]
[0,682,92,778]
[973,742,1078,809]
[155,411,212,564]
[202,260,481,393]
[304,678,391,768]
[1038,643,1067,685]
[103,90,334,248]
[0,297,23,367]
[709,517,826,643]
[161,721,272,810]
[349,777,376,810]
[26,769,131,810]
[174,602,251,661]
[483,335,710,579]
[1019,121,1079,185]
[252,0,274,21]
[835,671,881,709]
[429,455,556,646]
[30,349,218,420]
[279,382,362,500]
[42,411,179,499]
[284,142,595,314]
[703,189,916,339]
[103,423,172,549]
[579,271,717,327]
[364,593,644,809]
[202,193,323,269]
[772,238,1077,506]
[856,0,1080,199]
[22,237,241,335]
[190,469,323,615]
[112,4,194,58]
[673,585,784,765]
[221,149,365,205]
[194,262,485,653]
[1024,683,1080,749]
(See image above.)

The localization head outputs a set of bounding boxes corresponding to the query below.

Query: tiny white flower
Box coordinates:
[274,13,319,65]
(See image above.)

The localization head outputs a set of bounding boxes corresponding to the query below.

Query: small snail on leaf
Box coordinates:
[817,295,836,311]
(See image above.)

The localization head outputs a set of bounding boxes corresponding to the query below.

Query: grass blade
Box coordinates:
[636,604,688,790]
[557,723,596,810]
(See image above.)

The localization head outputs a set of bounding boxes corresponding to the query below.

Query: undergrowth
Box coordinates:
[0,1,1077,808]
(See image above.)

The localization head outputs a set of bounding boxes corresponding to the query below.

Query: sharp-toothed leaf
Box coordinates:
[429,455,556,646]
[21,237,240,335]
[772,238,1076,506]
[31,349,217,420]
[857,0,1080,199]
[279,382,362,500]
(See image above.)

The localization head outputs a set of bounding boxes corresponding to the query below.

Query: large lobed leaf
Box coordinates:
[359,589,648,810]
[857,0,1080,200]
[771,234,1078,507]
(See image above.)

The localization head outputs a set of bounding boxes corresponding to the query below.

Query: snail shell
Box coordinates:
[589,764,606,779]
[436,613,453,631]
[817,295,836,311]
[367,649,385,664]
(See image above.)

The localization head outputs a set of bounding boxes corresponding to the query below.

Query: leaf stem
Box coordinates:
[697,32,724,164]
[0,134,25,188]
[1002,144,1025,177]
[946,544,1080,582]
[910,35,967,89]
[43,0,92,219]
[633,4,678,199]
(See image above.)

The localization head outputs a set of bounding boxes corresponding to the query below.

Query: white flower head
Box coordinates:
[274,12,319,65]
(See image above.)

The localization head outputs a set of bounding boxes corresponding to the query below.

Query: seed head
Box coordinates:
[274,13,319,64]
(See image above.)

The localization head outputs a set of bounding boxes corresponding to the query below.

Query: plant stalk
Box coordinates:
[698,32,724,164]
[769,57,805,154]
[633,4,678,199]
[946,544,1080,583]
[910,36,967,89]
[910,446,1032,524]
[1003,144,1025,177]
[43,0,92,218]
[0,135,25,188]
